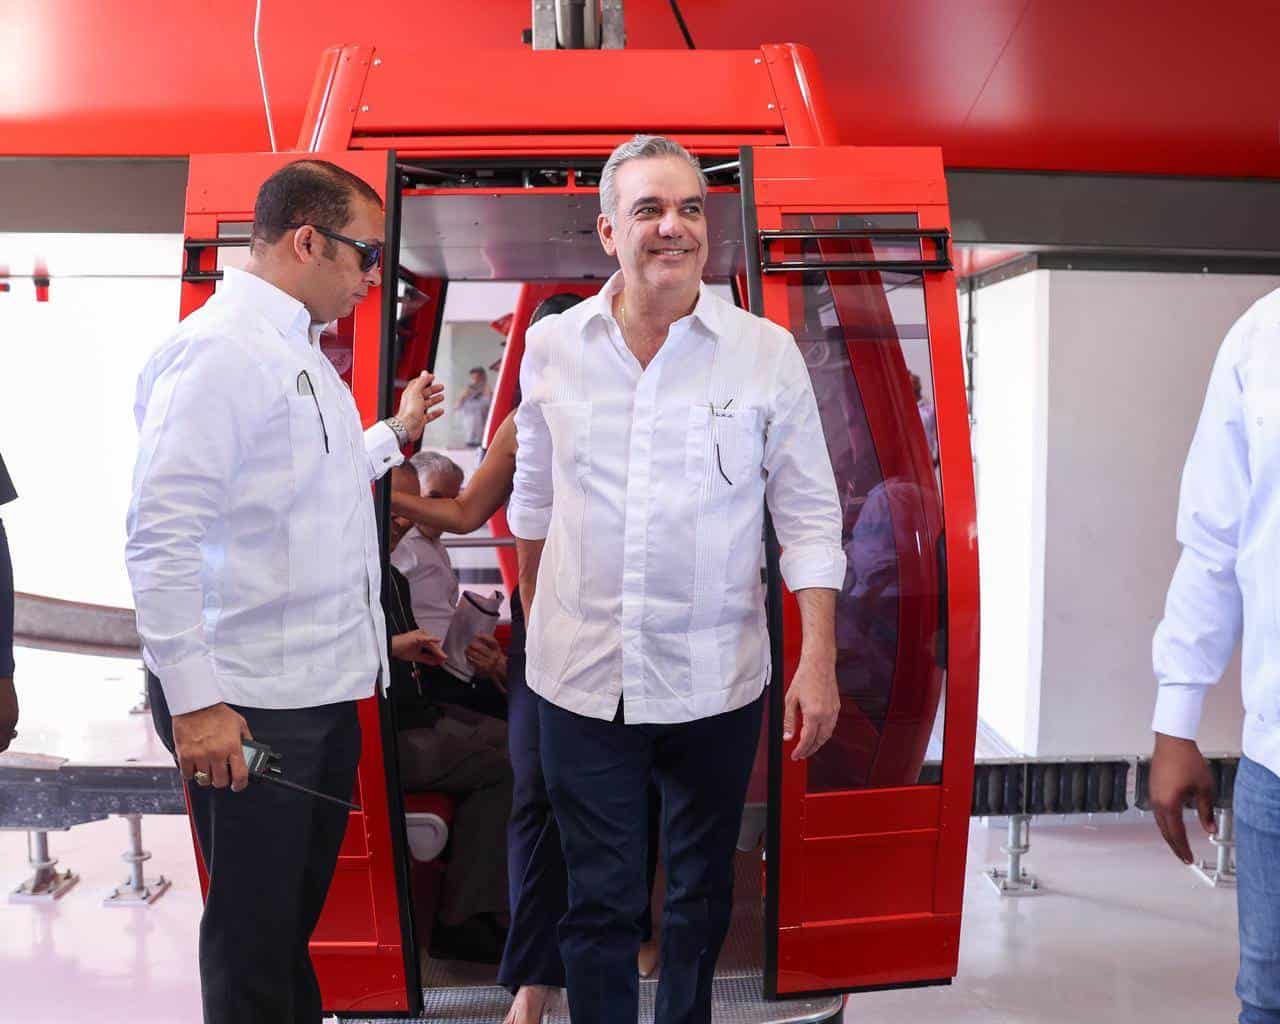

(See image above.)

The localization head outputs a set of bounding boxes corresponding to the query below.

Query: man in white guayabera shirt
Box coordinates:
[126,160,442,1024]
[1150,287,1280,1024]
[508,135,845,1024]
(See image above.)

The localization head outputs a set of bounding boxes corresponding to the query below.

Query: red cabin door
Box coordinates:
[741,146,980,997]
[180,150,420,1015]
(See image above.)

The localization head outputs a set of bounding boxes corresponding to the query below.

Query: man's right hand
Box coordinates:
[172,703,253,793]
[1149,731,1217,864]
[0,677,17,754]
[397,372,446,442]
[391,629,446,666]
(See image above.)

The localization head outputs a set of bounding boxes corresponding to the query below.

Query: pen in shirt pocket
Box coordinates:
[296,370,330,454]
[711,398,735,485]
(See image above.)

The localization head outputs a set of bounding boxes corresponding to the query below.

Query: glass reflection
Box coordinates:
[780,214,947,793]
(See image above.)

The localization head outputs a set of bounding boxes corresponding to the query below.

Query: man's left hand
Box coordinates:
[783,656,840,760]
[397,372,446,441]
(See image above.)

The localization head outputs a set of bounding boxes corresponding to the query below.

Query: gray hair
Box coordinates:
[409,450,464,491]
[599,134,708,225]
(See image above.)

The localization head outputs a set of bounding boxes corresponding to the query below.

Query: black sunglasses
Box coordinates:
[285,223,383,273]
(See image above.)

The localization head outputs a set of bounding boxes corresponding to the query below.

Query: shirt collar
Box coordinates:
[220,267,316,346]
[586,270,723,340]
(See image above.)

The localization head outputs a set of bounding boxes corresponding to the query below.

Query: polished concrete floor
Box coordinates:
[0,649,1243,1022]
[0,809,1242,1022]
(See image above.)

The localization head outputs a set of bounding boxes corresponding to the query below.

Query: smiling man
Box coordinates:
[126,160,442,1024]
[509,135,845,1024]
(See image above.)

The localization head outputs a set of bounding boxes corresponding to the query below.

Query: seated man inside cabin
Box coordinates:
[385,464,513,963]
[392,450,508,720]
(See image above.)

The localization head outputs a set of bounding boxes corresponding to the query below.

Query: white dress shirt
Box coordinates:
[126,267,403,715]
[508,273,845,724]
[1153,287,1280,777]
[390,529,459,640]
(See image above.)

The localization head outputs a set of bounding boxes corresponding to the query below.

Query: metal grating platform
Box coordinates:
[345,973,842,1023]
[420,849,766,989]
[385,851,843,1023]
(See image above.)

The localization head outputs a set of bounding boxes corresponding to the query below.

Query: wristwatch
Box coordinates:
[383,415,410,448]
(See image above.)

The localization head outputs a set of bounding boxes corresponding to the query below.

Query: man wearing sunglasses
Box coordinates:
[126,159,442,1024]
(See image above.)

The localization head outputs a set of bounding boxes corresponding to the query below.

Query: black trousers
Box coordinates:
[496,617,659,994]
[540,692,764,1024]
[149,674,362,1024]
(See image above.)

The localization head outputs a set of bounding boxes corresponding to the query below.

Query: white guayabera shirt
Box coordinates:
[126,268,403,715]
[1154,288,1280,777]
[509,272,845,725]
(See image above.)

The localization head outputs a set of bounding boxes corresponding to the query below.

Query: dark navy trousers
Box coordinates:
[539,692,764,1024]
[0,519,14,678]
[497,593,659,993]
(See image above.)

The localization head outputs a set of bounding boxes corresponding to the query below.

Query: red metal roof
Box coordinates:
[2,0,1276,177]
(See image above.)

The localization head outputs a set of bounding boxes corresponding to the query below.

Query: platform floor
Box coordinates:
[0,647,1244,1022]
[0,813,1241,1023]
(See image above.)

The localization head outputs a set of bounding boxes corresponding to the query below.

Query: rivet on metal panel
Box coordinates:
[767,103,776,110]
[373,58,382,66]
[754,57,762,64]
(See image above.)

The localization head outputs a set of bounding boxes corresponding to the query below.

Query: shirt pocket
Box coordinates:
[286,392,330,474]
[685,405,764,488]
[1244,385,1280,475]
[542,400,591,484]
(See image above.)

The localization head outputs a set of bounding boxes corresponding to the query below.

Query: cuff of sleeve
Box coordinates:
[147,651,223,716]
[1151,683,1209,741]
[506,502,551,540]
[367,421,405,472]
[779,545,847,593]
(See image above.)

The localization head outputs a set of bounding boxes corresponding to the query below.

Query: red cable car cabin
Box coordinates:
[178,40,978,1021]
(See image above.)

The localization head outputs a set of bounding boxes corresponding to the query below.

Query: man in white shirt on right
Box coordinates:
[1151,288,1280,1024]
[509,135,844,1024]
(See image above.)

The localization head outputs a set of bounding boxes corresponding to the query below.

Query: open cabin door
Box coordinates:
[180,150,420,1015]
[742,146,979,998]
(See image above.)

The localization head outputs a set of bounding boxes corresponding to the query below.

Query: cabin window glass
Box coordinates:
[779,214,946,793]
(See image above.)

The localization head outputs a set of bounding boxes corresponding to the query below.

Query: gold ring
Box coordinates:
[193,770,211,784]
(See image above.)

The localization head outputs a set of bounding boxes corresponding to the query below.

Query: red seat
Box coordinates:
[404,791,455,828]
[403,791,457,952]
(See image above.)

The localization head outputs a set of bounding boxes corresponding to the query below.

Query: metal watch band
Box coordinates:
[384,415,410,448]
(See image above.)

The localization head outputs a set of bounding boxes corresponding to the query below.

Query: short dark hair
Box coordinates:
[251,159,382,253]
[530,292,586,325]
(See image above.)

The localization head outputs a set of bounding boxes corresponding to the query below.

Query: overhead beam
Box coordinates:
[3,159,1278,261]
[947,169,1280,257]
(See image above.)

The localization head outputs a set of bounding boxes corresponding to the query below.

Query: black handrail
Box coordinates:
[759,226,953,274]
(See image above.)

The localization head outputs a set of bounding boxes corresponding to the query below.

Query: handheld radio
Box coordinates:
[241,739,362,811]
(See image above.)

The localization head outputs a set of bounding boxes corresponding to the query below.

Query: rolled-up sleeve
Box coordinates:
[125,336,267,715]
[763,337,846,591]
[507,324,555,540]
[1151,322,1251,739]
